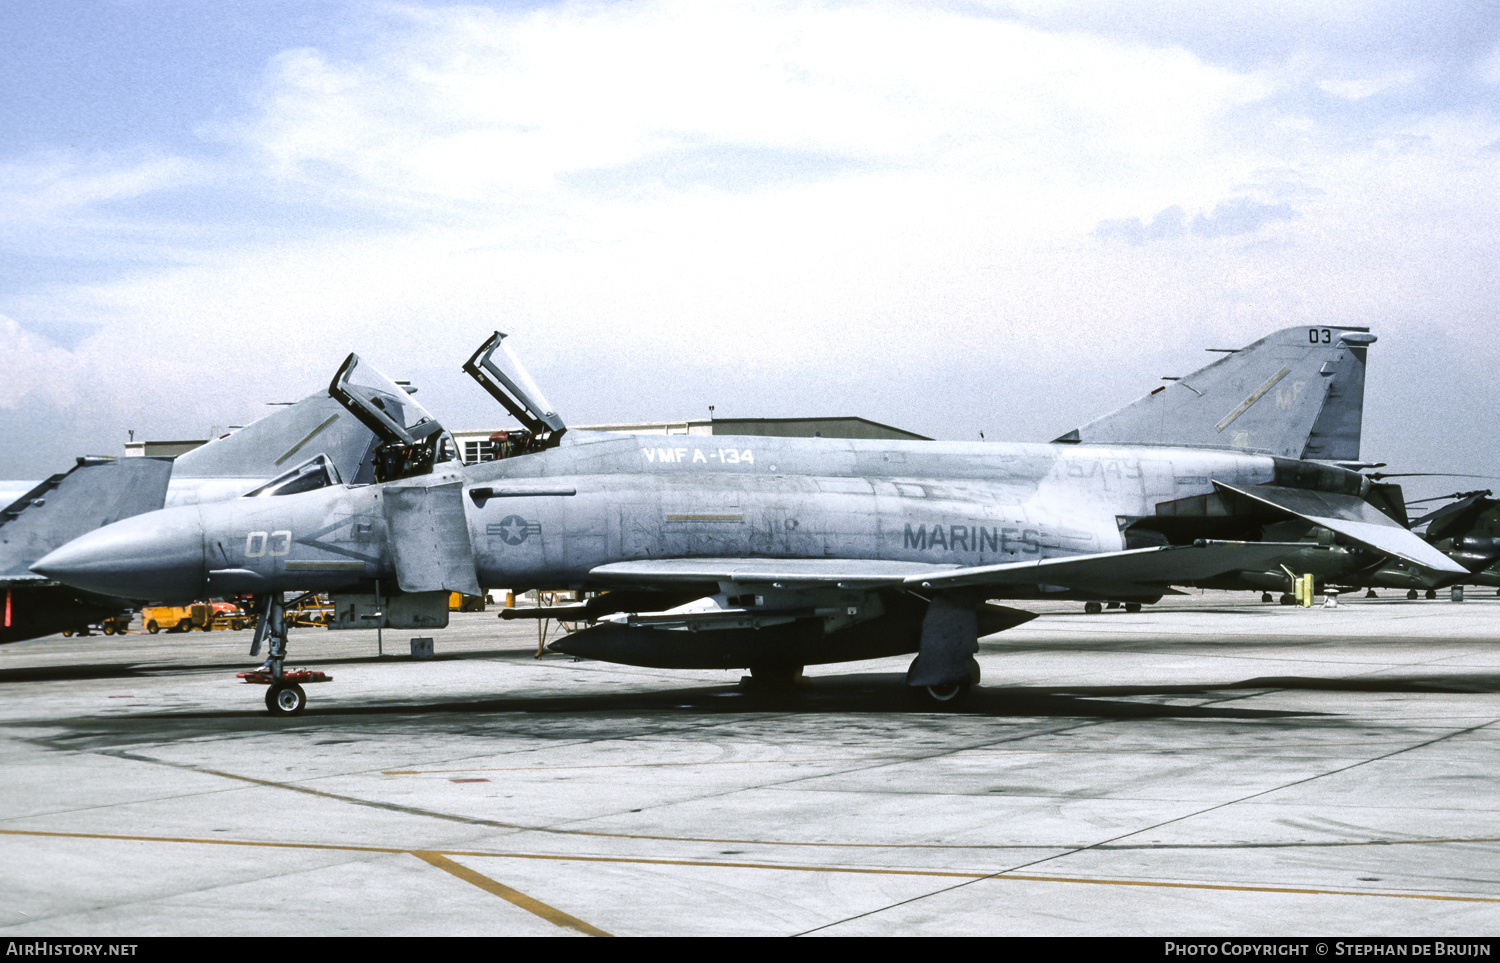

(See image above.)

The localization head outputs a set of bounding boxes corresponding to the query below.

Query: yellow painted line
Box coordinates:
[412,851,610,936]
[274,414,340,466]
[2,828,1498,906]
[994,873,1500,905]
[1216,365,1291,432]
[285,561,366,570]
[14,755,1499,854]
[0,827,404,855]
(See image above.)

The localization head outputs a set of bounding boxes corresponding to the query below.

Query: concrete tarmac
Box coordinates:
[2,591,1499,937]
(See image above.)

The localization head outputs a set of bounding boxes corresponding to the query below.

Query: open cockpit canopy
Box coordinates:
[329,354,455,482]
[463,331,565,456]
[330,354,444,446]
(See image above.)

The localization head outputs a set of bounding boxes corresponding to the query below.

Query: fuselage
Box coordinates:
[34,431,1313,602]
[460,432,1278,590]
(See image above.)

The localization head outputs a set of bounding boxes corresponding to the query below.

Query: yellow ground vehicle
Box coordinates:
[285,595,334,627]
[60,614,132,637]
[142,601,245,633]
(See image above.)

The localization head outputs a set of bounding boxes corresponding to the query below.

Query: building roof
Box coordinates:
[453,416,930,442]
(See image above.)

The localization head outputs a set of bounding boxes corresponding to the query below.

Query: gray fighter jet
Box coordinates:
[1,386,393,643]
[33,326,1465,712]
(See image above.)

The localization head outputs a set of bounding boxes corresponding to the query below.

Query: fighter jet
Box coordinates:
[33,325,1465,713]
[1,384,394,643]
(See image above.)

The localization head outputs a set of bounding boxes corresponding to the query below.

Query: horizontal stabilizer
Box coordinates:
[1056,326,1374,459]
[1,458,173,580]
[1213,481,1466,574]
[899,541,1328,593]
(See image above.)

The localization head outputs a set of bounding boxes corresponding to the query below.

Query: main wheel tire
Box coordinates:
[1279,594,1295,606]
[1084,601,1103,615]
[1426,589,1437,600]
[147,622,159,634]
[908,682,972,708]
[1124,602,1142,613]
[1407,589,1419,600]
[265,683,306,715]
[1261,592,1274,603]
[927,683,968,701]
[906,656,979,709]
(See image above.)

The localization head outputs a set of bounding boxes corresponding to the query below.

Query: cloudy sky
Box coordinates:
[3,0,1498,500]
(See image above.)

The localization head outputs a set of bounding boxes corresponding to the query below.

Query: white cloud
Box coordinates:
[1478,44,1500,86]
[0,316,79,410]
[0,153,203,227]
[235,1,1272,208]
[1317,68,1420,100]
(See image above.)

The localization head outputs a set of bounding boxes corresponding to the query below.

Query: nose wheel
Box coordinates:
[239,669,329,713]
[266,683,306,715]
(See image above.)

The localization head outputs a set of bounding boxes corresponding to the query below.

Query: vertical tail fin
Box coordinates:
[1053,325,1375,460]
[170,392,381,485]
[0,458,173,579]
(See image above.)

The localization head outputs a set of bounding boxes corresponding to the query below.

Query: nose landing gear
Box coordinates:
[237,593,331,714]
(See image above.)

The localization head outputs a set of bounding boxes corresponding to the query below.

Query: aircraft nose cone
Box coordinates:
[31,507,206,601]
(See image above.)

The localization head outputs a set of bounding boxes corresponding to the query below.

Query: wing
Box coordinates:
[589,543,1319,596]
[589,557,959,588]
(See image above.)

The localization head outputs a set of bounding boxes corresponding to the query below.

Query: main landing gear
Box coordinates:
[742,663,805,692]
[236,593,330,715]
[908,660,981,708]
[1084,600,1143,614]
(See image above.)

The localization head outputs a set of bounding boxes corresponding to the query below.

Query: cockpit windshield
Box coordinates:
[329,354,454,483]
[244,454,343,498]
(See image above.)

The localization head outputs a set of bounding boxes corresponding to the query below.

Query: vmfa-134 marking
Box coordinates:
[34,325,1464,712]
